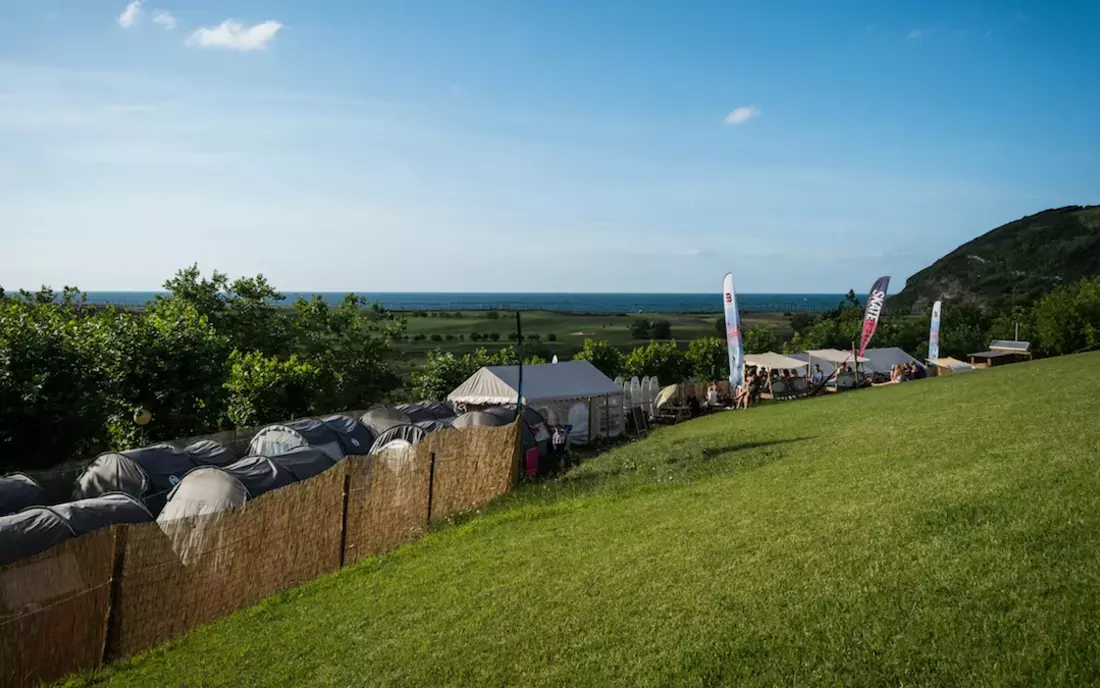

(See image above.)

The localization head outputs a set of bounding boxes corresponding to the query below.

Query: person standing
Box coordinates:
[552,425,568,470]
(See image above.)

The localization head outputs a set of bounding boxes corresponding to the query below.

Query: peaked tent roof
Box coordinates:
[448,360,621,406]
[805,349,870,363]
[744,352,809,370]
[928,357,977,372]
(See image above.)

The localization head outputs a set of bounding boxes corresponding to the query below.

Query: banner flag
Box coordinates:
[858,276,891,357]
[928,299,942,360]
[722,272,744,389]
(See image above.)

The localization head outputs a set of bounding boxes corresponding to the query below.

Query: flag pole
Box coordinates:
[515,311,524,422]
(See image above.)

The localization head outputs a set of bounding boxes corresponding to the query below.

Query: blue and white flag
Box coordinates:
[722,272,744,389]
[928,300,942,360]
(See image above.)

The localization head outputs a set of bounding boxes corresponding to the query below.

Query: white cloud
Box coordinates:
[907,28,924,40]
[724,106,760,126]
[152,11,177,30]
[118,1,142,28]
[187,19,282,52]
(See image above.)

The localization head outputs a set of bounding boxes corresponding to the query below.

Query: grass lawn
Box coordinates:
[395,309,791,361]
[68,352,1100,687]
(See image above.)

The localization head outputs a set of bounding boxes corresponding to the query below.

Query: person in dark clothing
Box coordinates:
[687,395,701,417]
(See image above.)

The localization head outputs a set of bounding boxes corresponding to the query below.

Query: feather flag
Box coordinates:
[858,276,891,357]
[722,272,744,389]
[928,300,942,360]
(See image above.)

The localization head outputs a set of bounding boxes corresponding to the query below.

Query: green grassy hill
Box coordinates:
[70,353,1100,687]
[891,205,1100,312]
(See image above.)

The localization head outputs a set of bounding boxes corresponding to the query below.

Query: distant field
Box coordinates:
[395,310,792,360]
[71,352,1100,687]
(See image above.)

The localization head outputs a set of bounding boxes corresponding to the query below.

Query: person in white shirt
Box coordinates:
[811,365,824,384]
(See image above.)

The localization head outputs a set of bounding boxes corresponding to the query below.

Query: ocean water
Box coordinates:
[80,292,849,314]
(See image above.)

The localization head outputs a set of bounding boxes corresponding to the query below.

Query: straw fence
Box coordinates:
[0,422,520,688]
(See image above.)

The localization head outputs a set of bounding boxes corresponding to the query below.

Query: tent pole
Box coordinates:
[515,311,523,422]
[605,395,611,439]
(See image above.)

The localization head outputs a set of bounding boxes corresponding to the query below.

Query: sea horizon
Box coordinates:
[74,291,856,314]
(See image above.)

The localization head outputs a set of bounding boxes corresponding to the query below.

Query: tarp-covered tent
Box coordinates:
[51,493,153,536]
[927,357,977,375]
[158,467,249,523]
[320,414,374,455]
[792,348,924,379]
[396,401,455,423]
[182,439,236,467]
[448,360,624,444]
[451,411,507,429]
[483,406,549,457]
[370,424,428,455]
[222,455,296,498]
[414,418,453,434]
[0,508,74,566]
[269,447,336,482]
[360,407,412,438]
[75,443,196,503]
[0,473,46,516]
[744,352,810,371]
[248,418,344,462]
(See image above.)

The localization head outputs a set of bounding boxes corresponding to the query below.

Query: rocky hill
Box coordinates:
[890,205,1100,312]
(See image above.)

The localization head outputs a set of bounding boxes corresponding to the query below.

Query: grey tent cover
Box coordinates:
[451,411,507,429]
[484,405,546,456]
[159,467,249,523]
[248,418,345,462]
[360,407,412,437]
[369,424,428,454]
[414,418,453,434]
[183,439,237,467]
[75,443,196,500]
[320,414,374,455]
[0,473,47,516]
[396,401,455,423]
[0,508,75,567]
[51,493,153,536]
[222,456,296,499]
[268,447,336,482]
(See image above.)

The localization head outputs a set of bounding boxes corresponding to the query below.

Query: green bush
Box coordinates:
[224,351,330,427]
[623,341,691,382]
[573,339,623,378]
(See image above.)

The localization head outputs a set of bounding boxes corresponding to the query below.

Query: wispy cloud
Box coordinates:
[724,106,760,126]
[118,0,142,28]
[1013,11,1028,21]
[187,20,282,52]
[907,28,924,40]
[152,11,177,30]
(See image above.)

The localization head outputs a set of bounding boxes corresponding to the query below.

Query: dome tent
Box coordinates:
[0,508,74,566]
[360,407,412,438]
[369,424,428,455]
[396,401,455,423]
[75,443,197,503]
[451,411,507,429]
[483,405,549,457]
[0,473,47,516]
[182,439,236,467]
[158,467,249,523]
[269,447,336,481]
[221,456,295,498]
[248,418,344,462]
[51,493,153,536]
[414,418,453,434]
[320,414,374,455]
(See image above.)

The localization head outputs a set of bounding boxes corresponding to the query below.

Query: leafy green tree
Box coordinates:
[1033,277,1100,355]
[650,320,672,340]
[412,347,518,400]
[743,325,778,354]
[224,351,331,427]
[622,342,691,382]
[687,337,728,381]
[572,339,623,378]
[629,319,651,339]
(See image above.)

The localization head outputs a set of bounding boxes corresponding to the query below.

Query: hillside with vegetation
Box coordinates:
[68,352,1100,687]
[891,205,1100,312]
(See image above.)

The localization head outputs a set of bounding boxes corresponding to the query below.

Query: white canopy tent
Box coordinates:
[744,352,810,371]
[448,360,624,443]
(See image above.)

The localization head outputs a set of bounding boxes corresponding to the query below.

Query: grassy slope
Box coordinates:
[395,310,790,360]
[71,353,1100,687]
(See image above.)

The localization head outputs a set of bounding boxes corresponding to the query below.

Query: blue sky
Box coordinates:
[1,1,1097,293]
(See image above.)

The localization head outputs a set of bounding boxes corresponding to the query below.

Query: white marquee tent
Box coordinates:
[448,360,624,443]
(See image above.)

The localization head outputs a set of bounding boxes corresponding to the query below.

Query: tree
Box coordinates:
[1033,277,1100,355]
[650,320,672,340]
[547,333,557,342]
[431,333,443,342]
[411,347,518,400]
[224,351,330,427]
[687,337,728,381]
[488,332,501,341]
[629,319,651,339]
[743,325,778,354]
[622,342,691,382]
[572,339,623,378]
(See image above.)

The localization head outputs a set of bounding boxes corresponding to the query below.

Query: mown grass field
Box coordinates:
[68,352,1100,687]
[395,309,791,361]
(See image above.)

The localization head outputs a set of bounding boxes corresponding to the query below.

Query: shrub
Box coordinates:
[572,339,623,378]
[547,333,558,342]
[430,333,443,342]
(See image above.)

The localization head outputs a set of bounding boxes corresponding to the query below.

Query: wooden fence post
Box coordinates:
[426,452,437,524]
[101,524,128,664]
[338,472,351,568]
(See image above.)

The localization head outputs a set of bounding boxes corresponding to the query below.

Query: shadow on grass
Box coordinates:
[700,437,814,460]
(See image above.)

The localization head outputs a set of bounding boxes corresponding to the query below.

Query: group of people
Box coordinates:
[889,362,927,383]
